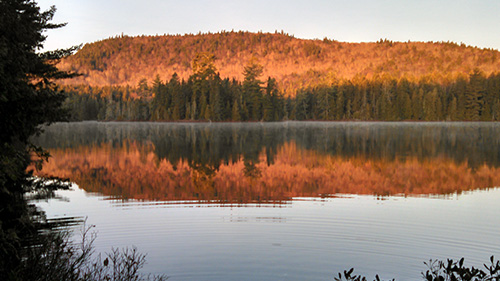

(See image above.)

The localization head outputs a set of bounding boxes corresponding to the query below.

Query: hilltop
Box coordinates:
[59,31,500,94]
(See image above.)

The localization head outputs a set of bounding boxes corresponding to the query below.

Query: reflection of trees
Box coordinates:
[35,122,500,169]
[243,159,261,179]
[36,141,500,204]
[31,122,500,202]
[190,162,217,199]
[290,122,500,168]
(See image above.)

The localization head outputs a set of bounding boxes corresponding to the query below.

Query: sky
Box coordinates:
[37,0,500,51]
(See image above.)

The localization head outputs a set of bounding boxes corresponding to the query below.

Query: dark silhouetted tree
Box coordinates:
[0,0,78,278]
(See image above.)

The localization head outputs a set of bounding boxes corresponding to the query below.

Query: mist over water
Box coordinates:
[36,121,500,167]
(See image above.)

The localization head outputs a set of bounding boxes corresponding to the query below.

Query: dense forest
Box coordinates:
[58,31,500,94]
[63,61,500,122]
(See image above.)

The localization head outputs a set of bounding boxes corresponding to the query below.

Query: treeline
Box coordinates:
[63,63,500,122]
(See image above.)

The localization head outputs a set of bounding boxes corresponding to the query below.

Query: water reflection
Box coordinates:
[34,122,500,280]
[33,122,500,203]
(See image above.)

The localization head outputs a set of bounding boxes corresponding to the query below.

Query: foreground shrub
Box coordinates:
[13,222,167,281]
[335,256,500,281]
[422,256,500,281]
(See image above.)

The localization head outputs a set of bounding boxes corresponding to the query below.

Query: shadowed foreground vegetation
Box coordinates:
[335,256,500,281]
[17,219,167,281]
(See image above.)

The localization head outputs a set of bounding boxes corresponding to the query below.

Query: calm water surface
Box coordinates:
[34,122,500,280]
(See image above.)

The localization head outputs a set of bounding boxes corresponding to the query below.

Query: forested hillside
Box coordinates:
[59,31,500,122]
[59,31,500,94]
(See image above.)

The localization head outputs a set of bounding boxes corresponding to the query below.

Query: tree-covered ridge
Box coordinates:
[58,31,500,94]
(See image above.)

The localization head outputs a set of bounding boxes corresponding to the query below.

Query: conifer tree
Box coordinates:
[465,69,485,121]
[243,58,264,120]
[169,73,183,120]
[0,0,78,277]
[232,99,241,121]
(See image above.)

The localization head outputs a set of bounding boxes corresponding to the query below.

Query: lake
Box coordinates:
[34,121,500,280]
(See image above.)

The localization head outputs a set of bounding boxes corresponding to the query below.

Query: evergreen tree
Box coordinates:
[191,52,218,120]
[492,99,500,121]
[208,77,222,121]
[315,87,332,120]
[151,74,168,120]
[0,1,77,278]
[396,79,412,120]
[448,97,458,120]
[243,58,264,120]
[169,73,183,120]
[263,77,280,121]
[423,88,438,121]
[335,89,345,120]
[465,69,485,121]
[295,91,311,120]
[231,98,241,121]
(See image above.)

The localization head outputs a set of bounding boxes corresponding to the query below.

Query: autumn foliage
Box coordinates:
[58,31,500,95]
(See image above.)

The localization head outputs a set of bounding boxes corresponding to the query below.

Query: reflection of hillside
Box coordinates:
[36,141,500,203]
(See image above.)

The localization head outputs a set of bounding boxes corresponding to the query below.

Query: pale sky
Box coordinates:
[37,0,500,51]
